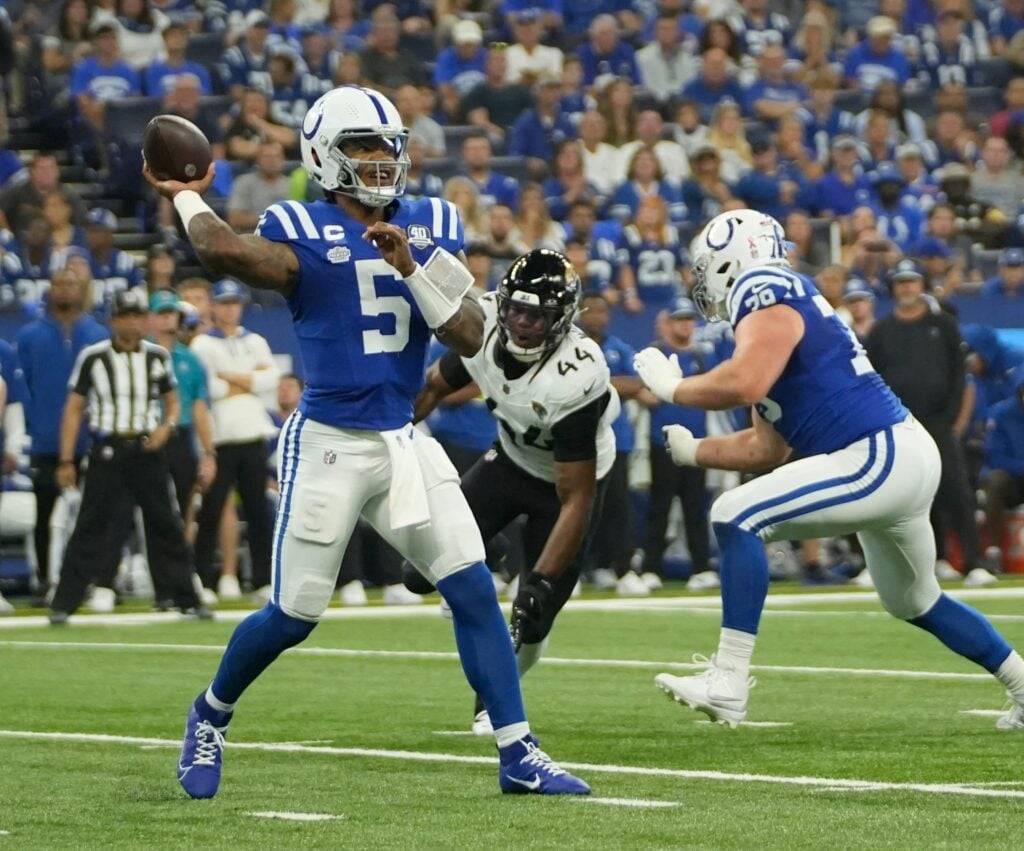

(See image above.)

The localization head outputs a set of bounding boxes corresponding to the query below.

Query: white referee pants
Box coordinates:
[271,412,485,620]
[711,416,944,619]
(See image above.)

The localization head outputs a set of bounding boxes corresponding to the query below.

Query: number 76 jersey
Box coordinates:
[728,265,907,457]
[461,293,619,483]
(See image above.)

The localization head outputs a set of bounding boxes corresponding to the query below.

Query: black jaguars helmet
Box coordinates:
[496,249,582,362]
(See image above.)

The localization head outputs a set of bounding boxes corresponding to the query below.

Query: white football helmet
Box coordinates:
[691,209,790,321]
[300,86,410,208]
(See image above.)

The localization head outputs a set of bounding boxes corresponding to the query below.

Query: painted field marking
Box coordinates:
[432,730,476,737]
[959,709,1005,717]
[0,639,996,682]
[248,811,340,822]
[694,720,793,728]
[577,797,681,809]
[2,586,1023,629]
[1,729,1022,801]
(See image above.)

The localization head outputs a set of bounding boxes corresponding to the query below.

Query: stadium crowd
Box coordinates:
[2,0,1024,611]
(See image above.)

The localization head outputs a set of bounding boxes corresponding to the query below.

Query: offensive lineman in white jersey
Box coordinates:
[634,209,1024,730]
[411,249,619,733]
[146,86,590,798]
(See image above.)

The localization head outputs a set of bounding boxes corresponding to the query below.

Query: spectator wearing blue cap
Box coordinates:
[843,16,911,91]
[813,134,873,218]
[910,235,965,295]
[867,259,987,581]
[638,295,717,589]
[16,264,110,601]
[144,22,212,97]
[842,276,877,341]
[868,161,923,251]
[84,208,143,314]
[190,279,280,602]
[983,248,1024,297]
[435,19,487,119]
[681,48,747,124]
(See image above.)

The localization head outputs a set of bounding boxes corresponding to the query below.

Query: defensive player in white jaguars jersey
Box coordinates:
[634,209,1024,730]
[410,249,619,734]
[144,86,590,798]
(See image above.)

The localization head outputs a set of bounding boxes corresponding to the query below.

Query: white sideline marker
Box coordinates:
[432,730,476,736]
[959,709,1005,717]
[248,811,340,822]
[694,720,793,728]
[577,797,681,809]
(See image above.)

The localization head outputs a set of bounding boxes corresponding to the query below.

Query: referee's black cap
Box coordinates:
[111,288,150,316]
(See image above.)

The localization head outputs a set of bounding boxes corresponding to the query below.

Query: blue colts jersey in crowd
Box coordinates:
[256,196,465,431]
[728,265,907,456]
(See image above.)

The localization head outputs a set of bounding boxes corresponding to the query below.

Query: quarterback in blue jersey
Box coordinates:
[145,86,590,798]
[634,209,1024,731]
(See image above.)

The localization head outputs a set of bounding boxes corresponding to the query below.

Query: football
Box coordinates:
[142,114,212,183]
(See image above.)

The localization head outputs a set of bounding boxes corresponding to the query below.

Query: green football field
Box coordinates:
[2,583,1024,849]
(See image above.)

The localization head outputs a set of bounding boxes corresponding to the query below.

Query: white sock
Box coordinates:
[516,637,549,678]
[996,651,1024,703]
[205,686,236,716]
[716,627,757,678]
[493,722,531,749]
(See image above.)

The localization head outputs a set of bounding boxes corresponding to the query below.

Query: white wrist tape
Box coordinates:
[173,190,214,232]
[405,247,474,329]
[664,426,703,467]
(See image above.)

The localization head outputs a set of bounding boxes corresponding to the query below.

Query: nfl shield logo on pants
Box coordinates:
[323,450,337,465]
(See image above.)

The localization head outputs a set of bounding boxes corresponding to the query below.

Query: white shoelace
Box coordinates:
[521,741,566,777]
[691,653,758,690]
[192,720,227,767]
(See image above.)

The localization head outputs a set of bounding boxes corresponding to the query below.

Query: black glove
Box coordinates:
[510,571,554,650]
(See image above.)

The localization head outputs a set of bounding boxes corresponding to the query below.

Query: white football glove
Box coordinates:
[634,347,683,403]
[663,425,703,467]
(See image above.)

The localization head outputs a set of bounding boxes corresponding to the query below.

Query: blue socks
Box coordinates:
[909,593,1013,673]
[438,562,526,730]
[209,603,317,704]
[714,522,770,635]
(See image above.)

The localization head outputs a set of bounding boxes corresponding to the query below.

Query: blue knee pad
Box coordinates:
[211,603,317,704]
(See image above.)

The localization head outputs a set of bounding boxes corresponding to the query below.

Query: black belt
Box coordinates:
[94,433,150,448]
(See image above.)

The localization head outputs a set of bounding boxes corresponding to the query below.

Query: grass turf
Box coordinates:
[1,583,1023,849]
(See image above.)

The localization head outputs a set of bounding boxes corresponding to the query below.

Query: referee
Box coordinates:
[49,289,210,623]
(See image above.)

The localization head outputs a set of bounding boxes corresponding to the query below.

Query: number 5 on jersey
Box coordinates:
[356,258,410,354]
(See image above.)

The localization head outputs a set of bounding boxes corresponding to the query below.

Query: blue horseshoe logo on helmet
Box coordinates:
[302,104,325,141]
[706,217,738,251]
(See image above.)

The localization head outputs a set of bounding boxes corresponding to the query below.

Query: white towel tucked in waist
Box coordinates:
[380,426,431,530]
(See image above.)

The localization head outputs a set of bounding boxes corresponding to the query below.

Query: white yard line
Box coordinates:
[693,720,793,728]
[576,797,681,808]
[1,586,1022,630]
[959,709,1006,717]
[0,639,995,681]
[0,729,1021,801]
[247,811,341,822]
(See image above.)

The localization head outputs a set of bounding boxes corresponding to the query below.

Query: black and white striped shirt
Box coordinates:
[68,339,176,437]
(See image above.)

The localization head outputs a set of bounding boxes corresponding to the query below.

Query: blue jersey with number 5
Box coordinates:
[728,266,906,456]
[255,196,464,430]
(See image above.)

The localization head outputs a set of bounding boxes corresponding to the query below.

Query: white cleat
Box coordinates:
[616,571,650,597]
[87,586,116,614]
[935,559,961,581]
[338,579,368,606]
[996,698,1024,731]
[640,572,663,591]
[217,574,243,601]
[851,568,875,588]
[963,567,998,588]
[471,710,494,736]
[383,583,423,605]
[686,571,721,591]
[590,567,618,591]
[655,655,755,729]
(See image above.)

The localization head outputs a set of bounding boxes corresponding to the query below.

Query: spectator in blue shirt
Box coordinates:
[508,76,577,178]
[1,215,63,314]
[16,264,107,598]
[434,19,487,119]
[743,43,808,126]
[681,47,748,123]
[797,69,853,163]
[575,15,640,87]
[501,0,565,38]
[728,0,793,57]
[681,145,735,225]
[217,11,273,99]
[144,21,212,96]
[71,20,142,133]
[734,138,812,223]
[981,367,1024,562]
[918,8,978,89]
[843,15,911,91]
[83,207,144,313]
[560,0,637,43]
[813,134,872,217]
[608,146,688,227]
[990,0,1024,56]
[459,136,520,211]
[867,161,924,251]
[267,51,326,129]
[983,248,1024,298]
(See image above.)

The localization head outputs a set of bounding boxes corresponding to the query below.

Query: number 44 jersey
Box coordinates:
[728,265,907,457]
[460,293,620,483]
